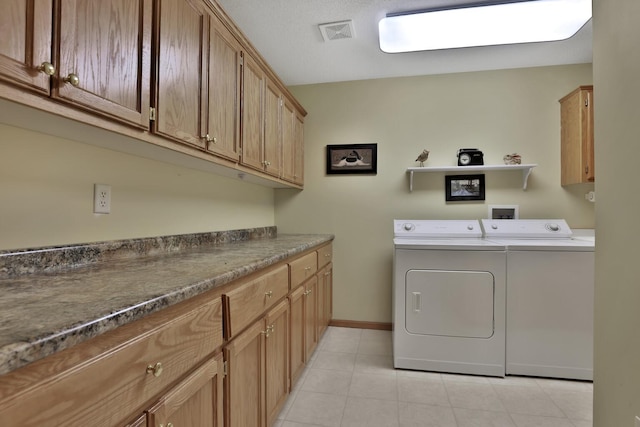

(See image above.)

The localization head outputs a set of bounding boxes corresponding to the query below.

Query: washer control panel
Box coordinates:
[481,219,572,238]
[394,220,483,238]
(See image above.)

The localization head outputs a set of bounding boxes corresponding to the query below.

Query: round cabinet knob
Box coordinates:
[64,73,80,87]
[146,362,163,377]
[265,290,273,298]
[38,62,55,76]
[205,134,217,143]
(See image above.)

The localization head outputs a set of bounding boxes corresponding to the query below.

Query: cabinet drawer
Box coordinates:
[317,244,333,268]
[289,252,318,289]
[0,296,223,427]
[225,264,289,338]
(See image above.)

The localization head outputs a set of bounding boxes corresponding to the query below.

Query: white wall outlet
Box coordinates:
[93,184,111,214]
[585,191,596,202]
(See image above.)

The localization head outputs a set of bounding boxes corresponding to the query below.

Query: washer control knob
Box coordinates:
[467,225,474,231]
[491,224,498,230]
[546,223,560,232]
[403,223,415,231]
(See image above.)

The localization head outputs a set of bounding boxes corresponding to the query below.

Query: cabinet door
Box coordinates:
[154,0,208,148]
[124,413,147,427]
[318,263,333,337]
[206,15,241,162]
[293,112,305,185]
[241,52,264,171]
[560,86,594,185]
[225,320,266,427]
[263,78,282,177]
[281,98,296,182]
[265,300,290,426]
[288,285,306,388]
[0,0,52,94]
[281,98,304,185]
[304,276,318,359]
[147,354,224,427]
[55,0,152,128]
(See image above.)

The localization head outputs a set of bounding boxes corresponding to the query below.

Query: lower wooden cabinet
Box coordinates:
[265,300,290,426]
[224,299,289,427]
[0,293,223,427]
[318,262,333,338]
[304,275,319,358]
[0,244,332,427]
[147,354,224,427]
[288,284,306,388]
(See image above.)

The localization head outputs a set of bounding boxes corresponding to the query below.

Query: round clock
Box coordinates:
[458,152,472,165]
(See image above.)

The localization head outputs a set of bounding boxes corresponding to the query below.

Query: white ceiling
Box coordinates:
[215,0,592,86]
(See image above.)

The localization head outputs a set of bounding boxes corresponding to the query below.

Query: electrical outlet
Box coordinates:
[93,184,111,214]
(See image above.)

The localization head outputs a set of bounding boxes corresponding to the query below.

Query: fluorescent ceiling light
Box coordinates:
[379,0,592,53]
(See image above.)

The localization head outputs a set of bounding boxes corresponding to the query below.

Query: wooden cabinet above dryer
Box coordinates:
[560,85,594,185]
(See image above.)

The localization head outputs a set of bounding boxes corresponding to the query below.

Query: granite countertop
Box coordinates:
[0,228,333,376]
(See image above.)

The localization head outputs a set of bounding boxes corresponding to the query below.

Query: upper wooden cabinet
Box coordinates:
[154,0,242,160]
[0,0,52,94]
[207,15,242,162]
[54,0,152,128]
[241,52,305,183]
[0,0,152,128]
[282,98,305,185]
[560,85,594,185]
[0,0,306,188]
[153,0,209,149]
[241,51,265,171]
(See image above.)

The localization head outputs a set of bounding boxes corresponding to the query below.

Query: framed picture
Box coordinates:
[488,204,519,219]
[445,174,486,201]
[326,144,377,175]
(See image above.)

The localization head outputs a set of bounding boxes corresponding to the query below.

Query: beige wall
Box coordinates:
[276,64,594,324]
[592,0,640,425]
[0,123,275,250]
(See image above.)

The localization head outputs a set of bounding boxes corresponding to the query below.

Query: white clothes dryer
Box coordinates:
[393,220,506,377]
[482,219,595,380]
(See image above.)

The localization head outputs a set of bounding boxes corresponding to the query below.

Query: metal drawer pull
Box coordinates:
[64,73,80,87]
[146,362,163,377]
[262,325,274,337]
[38,62,55,76]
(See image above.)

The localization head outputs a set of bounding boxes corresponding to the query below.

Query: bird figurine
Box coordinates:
[415,149,430,167]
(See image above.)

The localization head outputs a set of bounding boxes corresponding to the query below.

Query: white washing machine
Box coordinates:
[482,219,595,380]
[393,220,506,377]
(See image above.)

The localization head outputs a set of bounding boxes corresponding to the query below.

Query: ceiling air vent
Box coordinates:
[319,20,355,42]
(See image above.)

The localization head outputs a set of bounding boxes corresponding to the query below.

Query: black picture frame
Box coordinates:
[445,174,486,201]
[326,144,377,175]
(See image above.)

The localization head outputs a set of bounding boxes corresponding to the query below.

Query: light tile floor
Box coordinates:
[274,327,593,427]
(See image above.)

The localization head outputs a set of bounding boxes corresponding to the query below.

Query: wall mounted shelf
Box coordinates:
[407,164,537,192]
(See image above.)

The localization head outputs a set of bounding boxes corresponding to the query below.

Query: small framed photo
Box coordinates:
[326,144,377,175]
[445,174,486,201]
